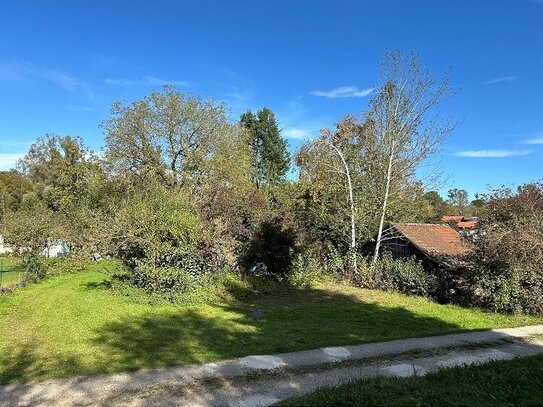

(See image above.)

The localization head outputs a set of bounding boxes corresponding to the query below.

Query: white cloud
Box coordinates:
[0,61,81,90]
[104,76,191,87]
[484,76,517,85]
[454,149,532,158]
[0,153,24,170]
[522,136,543,145]
[283,127,312,140]
[311,86,374,99]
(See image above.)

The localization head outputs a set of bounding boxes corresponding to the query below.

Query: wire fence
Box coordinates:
[0,257,27,291]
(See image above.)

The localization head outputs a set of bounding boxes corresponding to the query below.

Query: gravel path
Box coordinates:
[2,325,543,407]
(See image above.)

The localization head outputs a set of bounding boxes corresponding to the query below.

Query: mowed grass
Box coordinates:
[280,354,543,406]
[1,261,543,384]
[0,257,25,288]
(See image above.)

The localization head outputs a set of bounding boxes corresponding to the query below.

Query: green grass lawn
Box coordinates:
[280,354,543,406]
[0,257,25,288]
[1,260,542,385]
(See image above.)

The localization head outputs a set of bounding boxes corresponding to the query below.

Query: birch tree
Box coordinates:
[296,117,370,273]
[368,51,457,264]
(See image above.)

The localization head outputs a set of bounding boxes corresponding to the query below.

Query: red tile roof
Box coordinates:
[391,223,472,258]
[441,215,463,222]
[457,220,477,229]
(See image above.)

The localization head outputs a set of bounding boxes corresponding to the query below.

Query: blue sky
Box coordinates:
[0,0,542,199]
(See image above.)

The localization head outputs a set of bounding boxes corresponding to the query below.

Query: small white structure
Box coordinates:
[0,236,13,255]
[42,240,71,258]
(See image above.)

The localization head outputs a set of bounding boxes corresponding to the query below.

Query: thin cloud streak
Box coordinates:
[104,76,191,87]
[0,61,81,90]
[283,127,311,140]
[484,76,517,85]
[311,86,373,99]
[522,136,543,145]
[454,149,532,158]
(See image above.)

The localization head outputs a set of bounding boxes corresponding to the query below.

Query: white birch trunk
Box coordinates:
[372,141,395,265]
[327,141,357,273]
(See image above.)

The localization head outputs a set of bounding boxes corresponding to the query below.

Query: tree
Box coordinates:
[103,85,231,190]
[0,170,33,223]
[16,134,108,252]
[423,190,449,221]
[18,134,103,212]
[447,188,469,215]
[3,198,57,256]
[369,51,457,264]
[469,182,543,314]
[295,116,372,273]
[240,107,290,188]
[470,192,487,216]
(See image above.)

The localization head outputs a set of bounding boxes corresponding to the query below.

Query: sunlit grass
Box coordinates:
[0,257,25,288]
[280,354,543,406]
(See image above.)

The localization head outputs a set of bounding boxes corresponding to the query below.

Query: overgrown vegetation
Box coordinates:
[467,183,543,314]
[0,50,541,316]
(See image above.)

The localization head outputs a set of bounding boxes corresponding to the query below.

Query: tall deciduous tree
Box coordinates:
[240,107,290,188]
[296,116,372,272]
[16,134,108,251]
[0,170,33,223]
[103,85,231,190]
[447,188,469,215]
[369,51,456,264]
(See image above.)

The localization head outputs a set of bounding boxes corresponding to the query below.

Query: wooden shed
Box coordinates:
[370,223,472,270]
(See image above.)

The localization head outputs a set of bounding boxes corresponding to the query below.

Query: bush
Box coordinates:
[240,216,297,280]
[46,257,90,275]
[21,254,47,283]
[110,189,207,275]
[467,182,543,314]
[289,255,329,288]
[354,253,436,298]
[130,264,195,294]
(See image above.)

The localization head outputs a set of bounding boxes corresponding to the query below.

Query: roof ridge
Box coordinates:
[392,222,450,227]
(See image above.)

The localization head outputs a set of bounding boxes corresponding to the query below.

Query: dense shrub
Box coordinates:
[288,254,330,288]
[469,263,543,314]
[130,264,195,294]
[20,254,48,283]
[110,190,206,274]
[354,253,437,298]
[467,183,543,314]
[240,216,297,280]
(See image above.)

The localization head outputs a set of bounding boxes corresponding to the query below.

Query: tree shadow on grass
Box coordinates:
[0,341,84,385]
[89,286,469,374]
[0,282,522,387]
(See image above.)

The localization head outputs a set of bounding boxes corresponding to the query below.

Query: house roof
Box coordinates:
[391,223,472,259]
[441,215,463,222]
[457,220,477,229]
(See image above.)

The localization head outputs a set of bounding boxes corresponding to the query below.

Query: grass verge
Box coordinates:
[0,257,25,288]
[1,260,542,384]
[280,354,543,406]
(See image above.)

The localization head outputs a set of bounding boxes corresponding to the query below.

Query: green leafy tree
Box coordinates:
[240,107,290,188]
[18,134,104,213]
[469,182,543,314]
[103,85,231,190]
[424,190,449,221]
[0,170,33,223]
[447,188,469,215]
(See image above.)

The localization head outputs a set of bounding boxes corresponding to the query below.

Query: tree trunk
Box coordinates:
[372,142,395,265]
[327,142,357,274]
